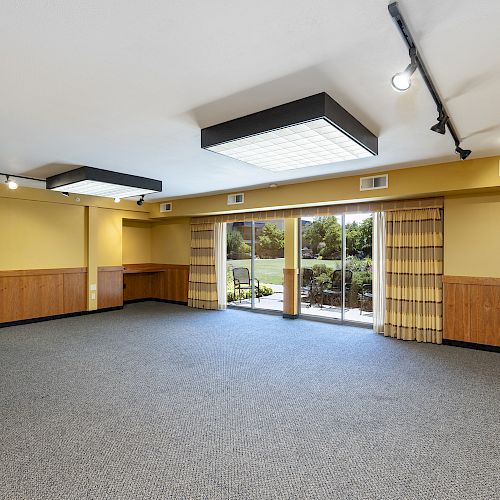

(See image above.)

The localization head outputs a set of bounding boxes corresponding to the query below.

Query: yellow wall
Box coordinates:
[0,197,86,270]
[444,193,500,278]
[122,221,152,264]
[151,218,191,265]
[150,156,500,219]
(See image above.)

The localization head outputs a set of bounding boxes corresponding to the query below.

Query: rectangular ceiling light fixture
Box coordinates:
[201,92,378,171]
[46,167,162,199]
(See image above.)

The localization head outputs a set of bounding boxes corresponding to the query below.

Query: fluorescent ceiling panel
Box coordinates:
[201,92,377,171]
[46,166,162,199]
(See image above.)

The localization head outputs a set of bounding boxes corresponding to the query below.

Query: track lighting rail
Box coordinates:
[388,2,471,159]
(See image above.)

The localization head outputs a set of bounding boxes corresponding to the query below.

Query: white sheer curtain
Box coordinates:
[214,222,227,310]
[373,212,386,333]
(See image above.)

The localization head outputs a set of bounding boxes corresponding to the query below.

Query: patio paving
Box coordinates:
[228,284,373,325]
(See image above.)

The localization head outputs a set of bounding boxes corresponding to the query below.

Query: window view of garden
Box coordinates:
[226,221,284,311]
[301,214,373,323]
[226,214,373,324]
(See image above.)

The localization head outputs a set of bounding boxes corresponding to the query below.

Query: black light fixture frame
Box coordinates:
[201,92,378,156]
[46,166,162,193]
[388,2,470,157]
[0,172,46,184]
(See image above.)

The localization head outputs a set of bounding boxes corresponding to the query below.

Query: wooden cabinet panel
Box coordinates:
[98,268,123,309]
[443,276,500,347]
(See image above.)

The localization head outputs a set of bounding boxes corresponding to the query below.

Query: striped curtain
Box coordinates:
[188,223,218,310]
[384,208,443,344]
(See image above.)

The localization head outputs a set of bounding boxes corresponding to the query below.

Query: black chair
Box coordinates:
[322,269,352,307]
[232,267,260,302]
[359,283,373,314]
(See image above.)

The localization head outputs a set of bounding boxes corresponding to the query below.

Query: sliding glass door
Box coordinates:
[299,213,373,325]
[226,220,284,312]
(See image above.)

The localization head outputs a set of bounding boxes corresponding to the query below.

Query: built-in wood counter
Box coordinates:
[123,263,189,304]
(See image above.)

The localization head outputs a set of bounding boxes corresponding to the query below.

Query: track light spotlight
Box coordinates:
[62,192,70,197]
[455,146,471,161]
[430,110,449,135]
[114,197,121,203]
[137,195,145,206]
[391,48,417,92]
[5,175,18,190]
[389,2,471,159]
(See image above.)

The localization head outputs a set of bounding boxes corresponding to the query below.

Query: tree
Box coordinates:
[256,223,284,258]
[346,216,373,257]
[302,219,325,254]
[227,230,246,257]
[321,217,342,259]
[302,217,342,259]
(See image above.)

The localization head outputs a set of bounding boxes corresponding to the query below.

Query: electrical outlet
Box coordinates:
[91,293,96,300]
[90,284,97,291]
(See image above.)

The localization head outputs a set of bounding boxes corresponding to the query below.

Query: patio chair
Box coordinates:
[232,267,260,302]
[359,283,373,314]
[322,269,352,307]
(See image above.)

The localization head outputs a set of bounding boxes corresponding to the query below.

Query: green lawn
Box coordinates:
[227,258,340,285]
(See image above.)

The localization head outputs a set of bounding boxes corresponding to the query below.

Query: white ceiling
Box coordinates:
[1,0,500,199]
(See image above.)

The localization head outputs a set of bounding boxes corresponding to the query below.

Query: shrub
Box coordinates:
[227,283,273,302]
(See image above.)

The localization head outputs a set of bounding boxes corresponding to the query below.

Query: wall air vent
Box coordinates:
[360,174,388,191]
[227,193,244,205]
[159,202,172,213]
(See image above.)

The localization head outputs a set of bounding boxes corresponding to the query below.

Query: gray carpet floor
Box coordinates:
[0,303,499,500]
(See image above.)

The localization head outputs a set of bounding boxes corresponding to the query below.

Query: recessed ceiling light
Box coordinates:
[201,93,377,171]
[46,167,162,199]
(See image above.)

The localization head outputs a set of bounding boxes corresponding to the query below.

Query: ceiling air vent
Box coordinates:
[159,202,172,213]
[227,193,244,205]
[360,174,388,191]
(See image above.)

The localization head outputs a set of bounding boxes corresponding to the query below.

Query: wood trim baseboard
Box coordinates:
[0,306,123,329]
[0,267,87,277]
[443,275,500,286]
[124,298,188,306]
[443,339,500,353]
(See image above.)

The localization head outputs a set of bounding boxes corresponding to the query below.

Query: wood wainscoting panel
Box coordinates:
[63,271,87,313]
[162,265,189,303]
[470,284,500,347]
[0,268,87,324]
[23,274,64,320]
[283,268,298,316]
[443,283,471,342]
[443,275,500,347]
[98,267,123,309]
[0,276,25,323]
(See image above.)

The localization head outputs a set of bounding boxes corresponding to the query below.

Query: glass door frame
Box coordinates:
[297,215,372,328]
[227,220,283,315]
